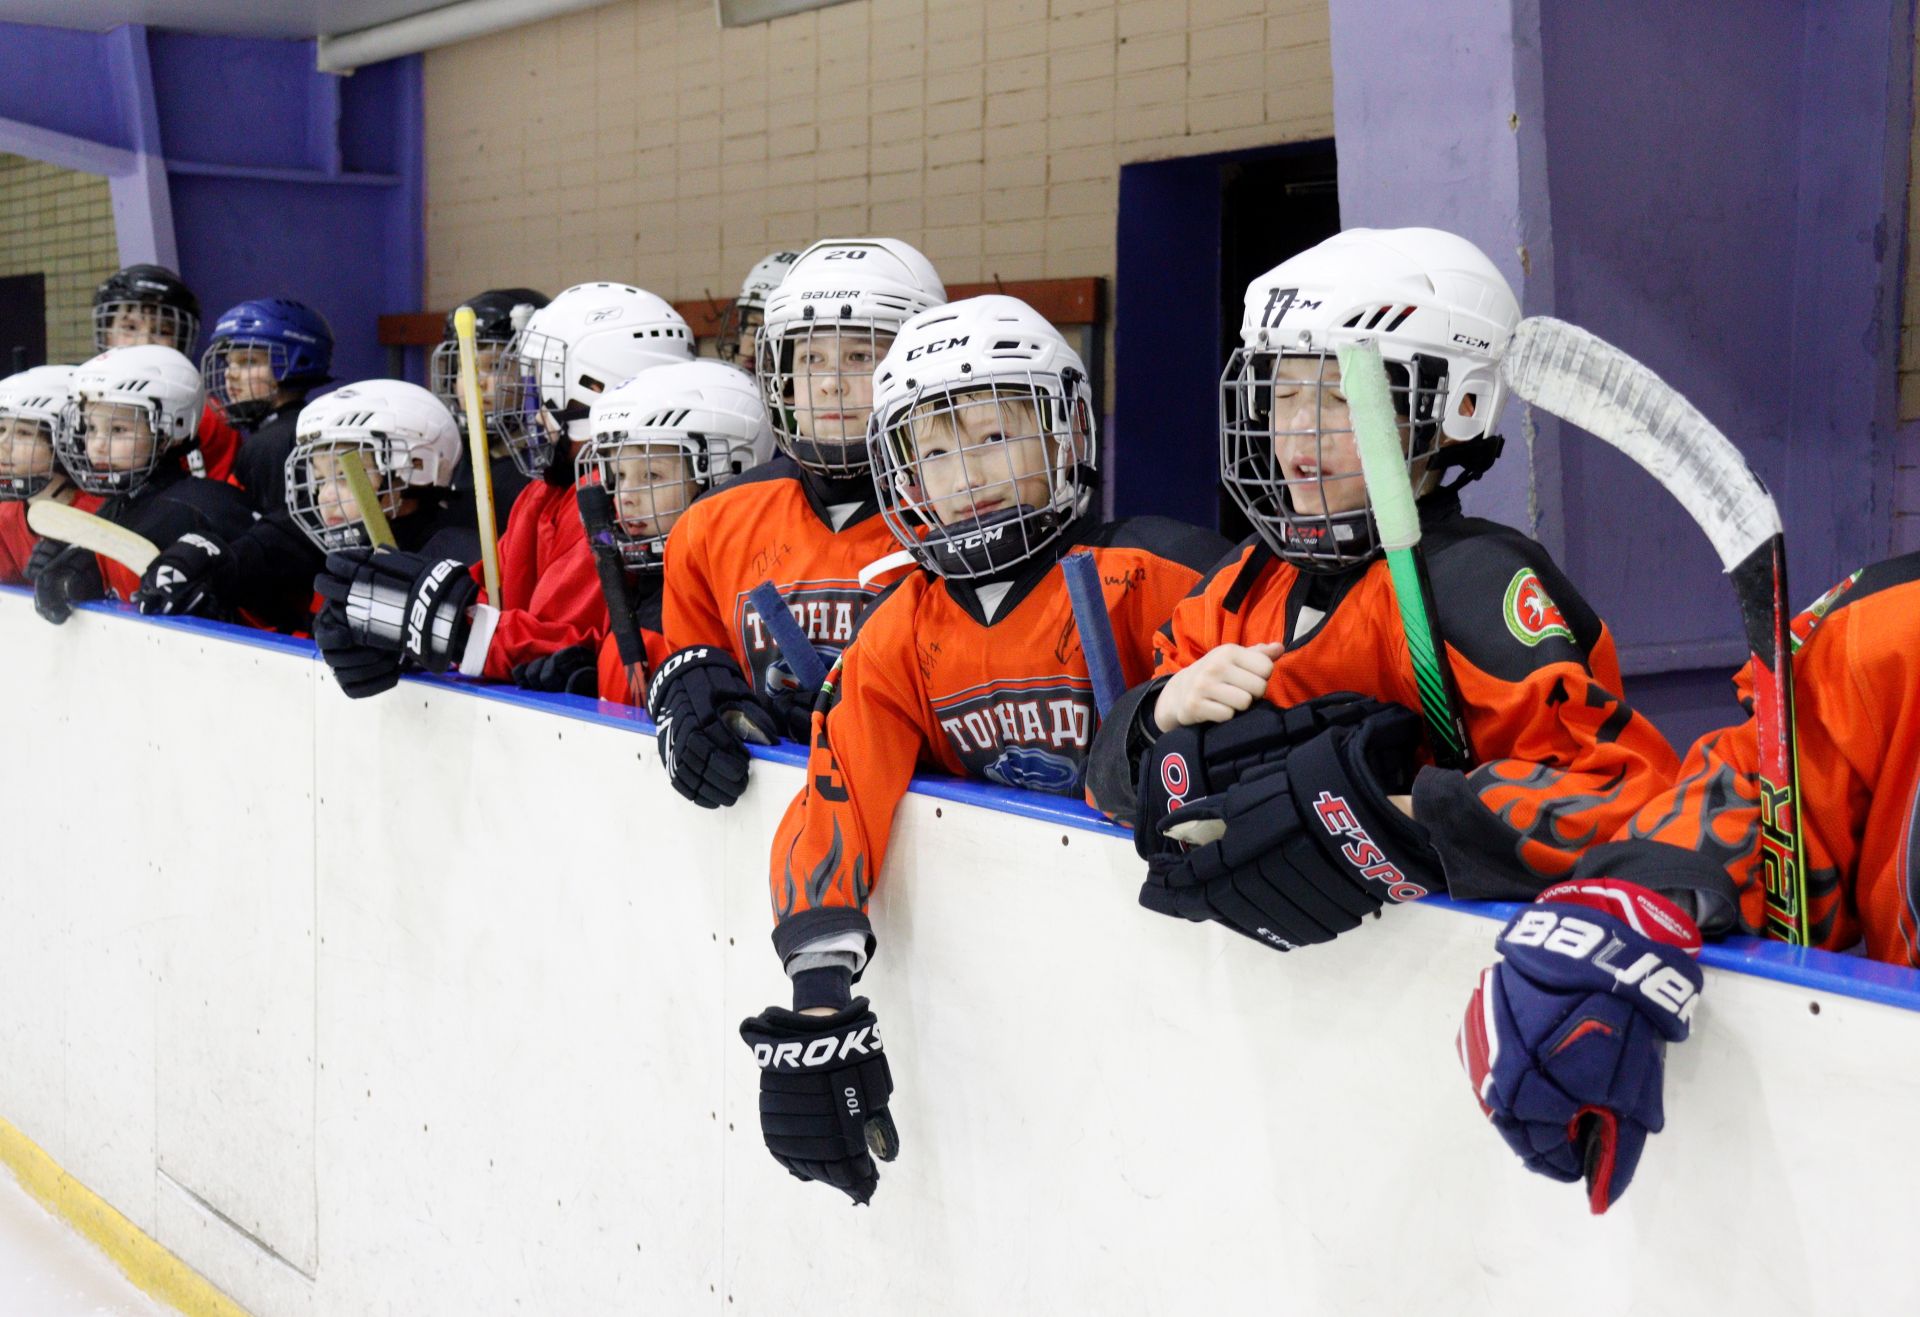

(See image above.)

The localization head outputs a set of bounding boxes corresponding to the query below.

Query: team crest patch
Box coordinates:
[1504,568,1573,646]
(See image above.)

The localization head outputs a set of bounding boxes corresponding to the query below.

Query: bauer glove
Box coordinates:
[739,998,898,1206]
[317,548,479,673]
[1458,876,1703,1213]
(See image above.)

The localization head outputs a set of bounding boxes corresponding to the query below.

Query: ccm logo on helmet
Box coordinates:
[1503,909,1700,1023]
[751,1023,884,1070]
[905,335,968,360]
[1311,790,1430,902]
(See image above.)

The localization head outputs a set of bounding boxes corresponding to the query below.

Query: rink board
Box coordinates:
[4,586,1919,1317]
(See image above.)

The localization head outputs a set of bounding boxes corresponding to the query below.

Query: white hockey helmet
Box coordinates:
[493,282,696,478]
[869,295,1095,580]
[58,345,205,494]
[0,364,78,499]
[285,379,464,551]
[1219,227,1520,571]
[577,360,773,569]
[719,249,800,364]
[756,237,946,477]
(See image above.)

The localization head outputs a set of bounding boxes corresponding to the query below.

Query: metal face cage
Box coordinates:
[576,435,707,570]
[93,302,198,356]
[203,338,292,425]
[491,329,574,478]
[284,434,407,553]
[872,375,1095,581]
[1218,348,1445,572]
[57,399,167,495]
[0,413,60,499]
[756,318,892,477]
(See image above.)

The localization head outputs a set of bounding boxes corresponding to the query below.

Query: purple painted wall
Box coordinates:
[0,23,422,390]
[1332,0,1914,750]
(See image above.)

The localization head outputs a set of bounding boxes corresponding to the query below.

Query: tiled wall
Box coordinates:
[423,0,1332,312]
[0,154,119,366]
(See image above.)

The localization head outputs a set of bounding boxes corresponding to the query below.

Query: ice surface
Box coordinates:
[0,1163,172,1316]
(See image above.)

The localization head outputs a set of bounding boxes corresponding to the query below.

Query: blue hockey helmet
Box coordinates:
[202,298,335,426]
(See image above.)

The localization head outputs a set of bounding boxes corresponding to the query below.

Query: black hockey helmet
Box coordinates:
[442,288,550,344]
[92,264,201,355]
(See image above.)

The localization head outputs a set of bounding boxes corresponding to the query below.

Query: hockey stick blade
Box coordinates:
[1501,316,1810,945]
[27,501,161,576]
[1501,318,1781,573]
[1061,551,1125,720]
[1337,339,1474,768]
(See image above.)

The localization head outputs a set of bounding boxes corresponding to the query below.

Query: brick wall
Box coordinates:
[423,0,1332,317]
[0,154,119,366]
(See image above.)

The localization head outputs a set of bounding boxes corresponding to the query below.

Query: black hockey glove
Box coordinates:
[647,646,779,809]
[318,548,479,673]
[511,643,597,696]
[30,542,104,625]
[1134,691,1386,862]
[765,681,823,742]
[133,531,231,617]
[311,601,407,699]
[739,998,898,1206]
[1140,698,1443,952]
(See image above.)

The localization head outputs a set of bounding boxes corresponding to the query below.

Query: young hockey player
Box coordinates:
[311,283,693,696]
[555,359,775,702]
[91,264,244,484]
[132,299,335,628]
[430,287,550,519]
[288,380,482,697]
[737,296,1228,1205]
[1084,227,1679,955]
[716,250,798,365]
[650,237,945,810]
[0,365,86,584]
[1456,551,1920,1218]
[26,345,253,623]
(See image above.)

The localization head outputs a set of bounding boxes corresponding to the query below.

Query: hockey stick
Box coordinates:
[1336,340,1474,769]
[575,482,648,705]
[746,579,829,690]
[26,501,160,576]
[454,305,503,604]
[1501,316,1809,946]
[338,450,396,551]
[1061,551,1125,721]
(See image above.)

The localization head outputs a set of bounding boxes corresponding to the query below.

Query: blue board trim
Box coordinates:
[20,590,1920,1014]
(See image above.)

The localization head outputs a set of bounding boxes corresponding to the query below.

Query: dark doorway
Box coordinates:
[0,273,46,372]
[1114,141,1339,538]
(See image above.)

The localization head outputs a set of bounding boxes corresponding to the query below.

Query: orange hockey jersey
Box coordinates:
[1088,494,1679,898]
[767,516,1227,966]
[467,478,608,680]
[1626,555,1920,963]
[662,457,904,703]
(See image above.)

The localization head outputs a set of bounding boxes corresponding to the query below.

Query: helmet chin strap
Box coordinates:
[1424,432,1504,493]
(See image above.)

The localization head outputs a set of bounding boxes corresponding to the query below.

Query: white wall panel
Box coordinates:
[3,588,1920,1317]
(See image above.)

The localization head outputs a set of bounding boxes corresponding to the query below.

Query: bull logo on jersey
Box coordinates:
[933,679,1096,797]
[737,582,877,696]
[1504,568,1574,647]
